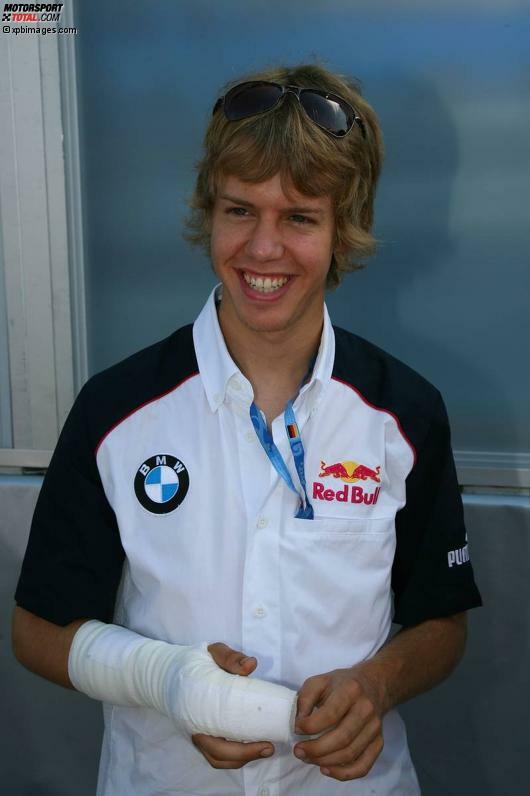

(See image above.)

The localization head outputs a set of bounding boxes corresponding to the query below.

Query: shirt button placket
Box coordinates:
[241,441,282,796]
[244,502,284,796]
[244,505,282,669]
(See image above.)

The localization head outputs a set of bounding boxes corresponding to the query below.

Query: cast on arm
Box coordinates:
[68,619,297,743]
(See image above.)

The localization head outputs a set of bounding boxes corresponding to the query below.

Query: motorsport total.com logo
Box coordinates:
[2,3,63,22]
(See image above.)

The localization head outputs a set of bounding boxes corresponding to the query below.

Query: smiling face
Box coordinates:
[211,173,335,348]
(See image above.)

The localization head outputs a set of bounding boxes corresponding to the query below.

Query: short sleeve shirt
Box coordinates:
[15,286,481,796]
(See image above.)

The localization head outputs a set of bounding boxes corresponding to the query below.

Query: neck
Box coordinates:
[229,328,321,388]
[217,305,323,408]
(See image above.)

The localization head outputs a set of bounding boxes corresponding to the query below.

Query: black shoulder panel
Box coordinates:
[85,324,198,452]
[332,326,441,456]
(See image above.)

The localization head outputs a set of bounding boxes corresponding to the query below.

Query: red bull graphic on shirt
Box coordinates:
[314,459,382,505]
[319,460,381,483]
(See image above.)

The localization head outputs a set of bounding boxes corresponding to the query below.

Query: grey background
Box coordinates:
[3,480,528,795]
[75,0,529,454]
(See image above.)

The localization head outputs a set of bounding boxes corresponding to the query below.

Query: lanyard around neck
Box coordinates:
[249,399,314,520]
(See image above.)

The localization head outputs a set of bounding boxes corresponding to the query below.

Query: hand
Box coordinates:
[293,665,384,781]
[191,642,275,769]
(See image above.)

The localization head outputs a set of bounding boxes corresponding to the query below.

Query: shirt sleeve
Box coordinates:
[392,392,482,626]
[15,381,125,626]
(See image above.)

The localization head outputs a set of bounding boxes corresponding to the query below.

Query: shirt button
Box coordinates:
[256,516,268,529]
[213,392,223,405]
[254,606,267,618]
[231,378,241,390]
[245,431,255,442]
[258,788,269,796]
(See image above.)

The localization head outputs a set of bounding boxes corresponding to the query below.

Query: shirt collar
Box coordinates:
[193,284,335,413]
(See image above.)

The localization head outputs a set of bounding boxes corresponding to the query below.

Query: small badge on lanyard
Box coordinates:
[250,400,314,520]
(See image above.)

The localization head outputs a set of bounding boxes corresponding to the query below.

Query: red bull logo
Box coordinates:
[314,459,382,505]
[319,460,381,483]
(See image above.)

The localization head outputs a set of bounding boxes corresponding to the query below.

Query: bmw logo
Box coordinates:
[134,454,189,515]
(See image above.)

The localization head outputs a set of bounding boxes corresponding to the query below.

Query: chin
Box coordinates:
[241,316,292,335]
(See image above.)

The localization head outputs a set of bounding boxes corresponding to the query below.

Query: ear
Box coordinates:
[326,253,339,289]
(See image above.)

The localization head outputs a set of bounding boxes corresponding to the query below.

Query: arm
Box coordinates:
[294,612,467,781]
[351,611,467,714]
[12,605,278,766]
[11,605,87,689]
[12,383,282,768]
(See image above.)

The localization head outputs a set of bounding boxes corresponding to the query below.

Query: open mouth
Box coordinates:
[242,271,291,294]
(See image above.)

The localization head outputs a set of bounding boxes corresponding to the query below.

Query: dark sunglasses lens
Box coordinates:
[224,83,283,121]
[300,91,354,137]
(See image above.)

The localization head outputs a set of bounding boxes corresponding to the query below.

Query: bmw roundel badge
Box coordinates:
[134,454,189,515]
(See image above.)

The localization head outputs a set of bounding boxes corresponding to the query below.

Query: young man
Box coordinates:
[13,64,481,795]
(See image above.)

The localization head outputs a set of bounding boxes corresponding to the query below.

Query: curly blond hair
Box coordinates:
[185,63,384,288]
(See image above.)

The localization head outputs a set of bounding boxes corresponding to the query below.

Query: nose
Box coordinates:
[245,216,284,262]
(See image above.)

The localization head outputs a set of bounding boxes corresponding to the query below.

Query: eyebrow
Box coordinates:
[219,193,324,216]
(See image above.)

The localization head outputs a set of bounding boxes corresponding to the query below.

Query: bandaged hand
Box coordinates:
[68,621,297,743]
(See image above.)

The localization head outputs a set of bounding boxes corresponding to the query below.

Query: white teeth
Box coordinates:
[243,272,289,293]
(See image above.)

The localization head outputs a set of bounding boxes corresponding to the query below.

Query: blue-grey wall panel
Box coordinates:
[75,0,529,455]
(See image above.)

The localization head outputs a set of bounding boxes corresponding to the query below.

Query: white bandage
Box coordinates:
[68,621,297,743]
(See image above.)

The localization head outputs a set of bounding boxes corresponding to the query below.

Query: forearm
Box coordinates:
[12,606,89,689]
[354,612,468,716]
[13,610,297,743]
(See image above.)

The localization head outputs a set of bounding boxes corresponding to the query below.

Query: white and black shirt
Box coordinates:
[16,286,481,796]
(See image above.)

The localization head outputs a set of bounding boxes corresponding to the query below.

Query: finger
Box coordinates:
[192,734,274,768]
[320,736,384,781]
[196,747,270,770]
[295,675,329,726]
[195,747,262,770]
[296,683,359,737]
[194,745,247,772]
[294,692,381,762]
[207,642,257,675]
[306,718,382,767]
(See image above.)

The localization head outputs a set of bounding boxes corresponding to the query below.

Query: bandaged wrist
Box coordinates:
[68,620,297,743]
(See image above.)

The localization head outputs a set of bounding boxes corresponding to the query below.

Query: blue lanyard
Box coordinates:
[249,399,314,520]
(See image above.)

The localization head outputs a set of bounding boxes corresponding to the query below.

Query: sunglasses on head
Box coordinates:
[213,80,367,140]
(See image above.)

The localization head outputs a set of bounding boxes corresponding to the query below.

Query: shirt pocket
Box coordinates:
[280,515,397,666]
[281,515,396,606]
